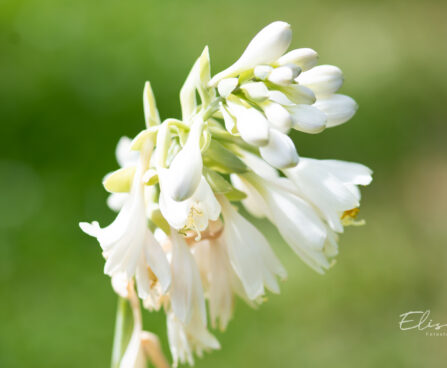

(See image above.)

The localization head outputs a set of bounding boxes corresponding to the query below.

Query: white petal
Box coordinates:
[170,231,206,325]
[320,159,373,186]
[219,103,237,134]
[239,150,279,179]
[288,104,327,133]
[277,48,318,71]
[209,21,292,86]
[116,136,139,168]
[297,65,343,97]
[314,94,358,127]
[230,174,269,218]
[217,78,238,98]
[107,192,129,212]
[260,129,299,169]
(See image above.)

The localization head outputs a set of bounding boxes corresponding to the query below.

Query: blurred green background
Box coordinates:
[1,0,447,367]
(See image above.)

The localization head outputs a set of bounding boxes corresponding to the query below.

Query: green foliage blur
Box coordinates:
[1,0,446,366]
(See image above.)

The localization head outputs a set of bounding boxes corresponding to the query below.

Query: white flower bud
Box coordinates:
[164,119,204,201]
[277,48,319,71]
[268,90,295,106]
[209,21,292,86]
[254,65,273,80]
[280,84,316,105]
[268,65,301,86]
[261,101,292,133]
[296,65,343,96]
[287,104,327,133]
[240,81,269,101]
[313,94,358,127]
[217,78,238,98]
[260,129,299,169]
[226,100,270,146]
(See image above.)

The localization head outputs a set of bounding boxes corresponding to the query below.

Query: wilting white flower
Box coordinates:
[162,118,204,201]
[219,196,287,300]
[79,142,171,299]
[284,158,372,232]
[209,21,292,86]
[159,175,221,234]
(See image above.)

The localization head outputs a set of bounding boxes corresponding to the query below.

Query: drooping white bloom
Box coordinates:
[159,175,221,233]
[284,158,373,232]
[168,230,219,366]
[169,230,206,325]
[219,196,286,300]
[79,141,171,299]
[209,21,292,86]
[233,173,330,273]
[167,309,220,367]
[162,118,204,201]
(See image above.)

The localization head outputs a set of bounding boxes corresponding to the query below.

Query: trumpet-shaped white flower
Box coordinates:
[219,196,286,300]
[162,119,204,201]
[167,309,220,367]
[209,21,292,86]
[284,158,372,232]
[79,143,171,299]
[159,175,221,234]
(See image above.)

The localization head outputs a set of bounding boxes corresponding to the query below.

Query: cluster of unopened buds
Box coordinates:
[80,21,372,367]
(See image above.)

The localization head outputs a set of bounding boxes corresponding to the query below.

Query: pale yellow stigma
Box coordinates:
[180,205,204,241]
[341,208,365,226]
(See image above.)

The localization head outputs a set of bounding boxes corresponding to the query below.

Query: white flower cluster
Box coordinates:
[80,21,372,367]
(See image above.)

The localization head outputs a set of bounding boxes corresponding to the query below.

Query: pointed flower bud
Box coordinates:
[209,21,292,86]
[217,78,238,98]
[163,119,204,201]
[240,81,269,101]
[259,129,299,169]
[296,65,343,97]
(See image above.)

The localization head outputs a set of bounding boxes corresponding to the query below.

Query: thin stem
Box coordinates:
[111,296,133,368]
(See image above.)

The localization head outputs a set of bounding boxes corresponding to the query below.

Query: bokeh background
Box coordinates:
[1,0,447,367]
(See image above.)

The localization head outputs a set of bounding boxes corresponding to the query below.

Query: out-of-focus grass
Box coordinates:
[1,0,446,367]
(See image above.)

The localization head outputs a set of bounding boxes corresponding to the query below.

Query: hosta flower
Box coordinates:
[80,141,171,300]
[219,196,287,299]
[80,20,372,367]
[284,158,373,232]
[159,175,221,234]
